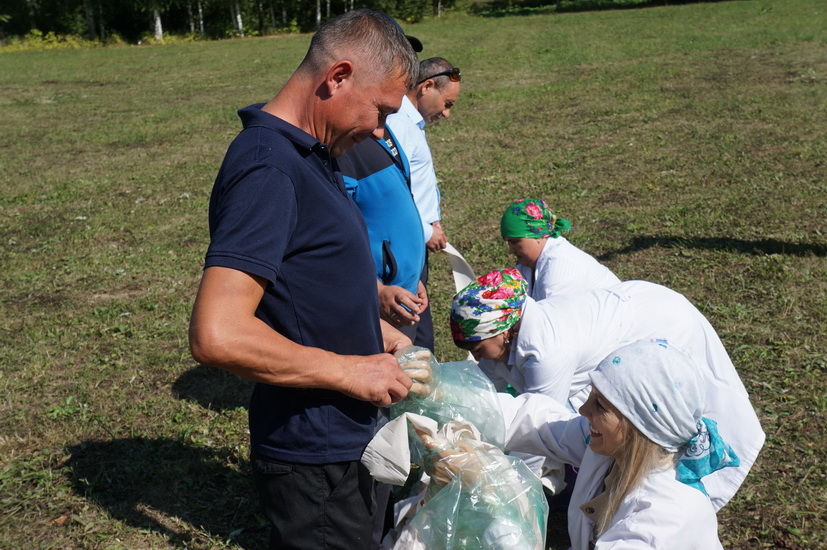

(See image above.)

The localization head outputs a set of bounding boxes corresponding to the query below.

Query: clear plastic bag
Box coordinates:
[392,421,548,550]
[384,347,548,550]
[390,346,506,448]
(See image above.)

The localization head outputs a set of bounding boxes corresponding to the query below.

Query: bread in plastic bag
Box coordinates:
[391,345,506,448]
[379,347,547,549]
[391,419,548,550]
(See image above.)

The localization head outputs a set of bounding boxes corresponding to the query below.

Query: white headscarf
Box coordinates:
[589,339,704,453]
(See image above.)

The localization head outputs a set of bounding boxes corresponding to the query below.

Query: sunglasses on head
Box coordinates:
[417,67,461,85]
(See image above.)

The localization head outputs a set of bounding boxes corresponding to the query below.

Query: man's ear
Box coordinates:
[323,60,354,96]
[417,79,434,97]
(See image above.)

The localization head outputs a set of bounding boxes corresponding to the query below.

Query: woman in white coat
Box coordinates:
[497,340,738,549]
[450,268,763,510]
[499,198,619,300]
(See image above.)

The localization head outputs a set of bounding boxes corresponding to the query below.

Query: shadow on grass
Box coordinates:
[67,438,266,548]
[172,364,253,411]
[598,236,827,261]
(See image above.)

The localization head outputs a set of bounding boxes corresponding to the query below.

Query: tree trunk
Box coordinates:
[234,1,245,36]
[25,0,36,30]
[326,0,330,19]
[153,8,163,41]
[315,0,321,28]
[97,0,106,40]
[82,0,98,40]
[436,0,442,17]
[186,1,195,34]
[197,0,205,36]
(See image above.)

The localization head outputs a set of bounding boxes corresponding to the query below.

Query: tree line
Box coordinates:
[0,0,454,43]
[0,0,706,44]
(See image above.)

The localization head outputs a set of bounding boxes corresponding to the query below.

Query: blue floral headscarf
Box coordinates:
[450,268,527,342]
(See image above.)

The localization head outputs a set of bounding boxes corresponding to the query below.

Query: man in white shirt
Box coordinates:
[386,57,462,350]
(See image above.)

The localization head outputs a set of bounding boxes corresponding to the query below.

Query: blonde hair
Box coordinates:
[594,418,678,537]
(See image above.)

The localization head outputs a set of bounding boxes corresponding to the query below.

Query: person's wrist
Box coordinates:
[326,350,355,395]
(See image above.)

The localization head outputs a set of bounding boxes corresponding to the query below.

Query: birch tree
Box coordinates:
[135,0,168,41]
[230,0,244,35]
[196,0,205,36]
[153,5,163,40]
[186,0,195,33]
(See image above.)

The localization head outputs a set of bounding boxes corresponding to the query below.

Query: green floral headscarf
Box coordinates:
[500,198,571,239]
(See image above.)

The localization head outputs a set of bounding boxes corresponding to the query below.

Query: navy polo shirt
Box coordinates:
[205,103,384,464]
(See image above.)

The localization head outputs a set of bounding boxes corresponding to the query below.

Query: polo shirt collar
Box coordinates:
[399,95,426,130]
[238,103,326,154]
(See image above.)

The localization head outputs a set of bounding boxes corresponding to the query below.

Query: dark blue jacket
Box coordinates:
[338,128,425,294]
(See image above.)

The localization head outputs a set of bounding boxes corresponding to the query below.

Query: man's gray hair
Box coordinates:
[417,57,457,90]
[299,9,419,89]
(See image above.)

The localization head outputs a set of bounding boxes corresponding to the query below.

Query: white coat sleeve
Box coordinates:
[501,393,588,467]
[517,345,574,407]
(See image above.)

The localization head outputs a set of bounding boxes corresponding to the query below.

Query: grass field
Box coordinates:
[1,0,825,548]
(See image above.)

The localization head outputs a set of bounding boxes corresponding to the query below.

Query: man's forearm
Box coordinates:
[189,266,410,406]
[190,285,347,389]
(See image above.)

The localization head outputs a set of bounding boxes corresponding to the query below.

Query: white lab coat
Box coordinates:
[516,236,620,301]
[481,237,618,396]
[499,393,724,550]
[482,280,765,510]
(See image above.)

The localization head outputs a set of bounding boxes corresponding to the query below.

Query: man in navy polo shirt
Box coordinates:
[188,10,419,549]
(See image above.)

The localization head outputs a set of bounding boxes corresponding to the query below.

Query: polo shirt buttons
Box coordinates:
[585,507,595,514]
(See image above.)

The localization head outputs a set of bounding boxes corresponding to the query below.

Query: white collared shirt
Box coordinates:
[386,95,440,242]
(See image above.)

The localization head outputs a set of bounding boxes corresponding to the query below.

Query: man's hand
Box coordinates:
[426,221,448,252]
[377,281,423,326]
[416,281,429,312]
[380,319,412,355]
[339,353,412,407]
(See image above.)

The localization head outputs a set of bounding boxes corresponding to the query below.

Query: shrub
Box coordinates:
[104,32,128,47]
[137,32,201,45]
[0,29,99,52]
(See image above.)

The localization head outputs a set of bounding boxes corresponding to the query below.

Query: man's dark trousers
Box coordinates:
[251,455,379,549]
[413,254,434,352]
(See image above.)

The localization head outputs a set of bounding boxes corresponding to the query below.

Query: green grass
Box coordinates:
[1,0,825,548]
